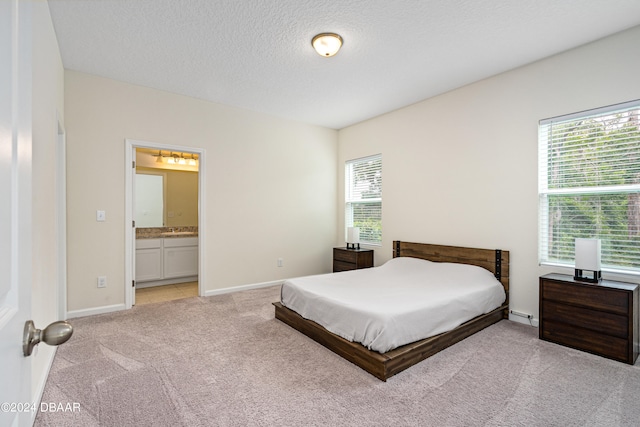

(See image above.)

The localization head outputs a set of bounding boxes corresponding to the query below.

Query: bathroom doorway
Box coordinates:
[124,139,206,308]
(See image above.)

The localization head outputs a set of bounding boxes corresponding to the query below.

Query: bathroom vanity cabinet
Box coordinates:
[163,237,199,278]
[135,238,163,281]
[135,237,198,286]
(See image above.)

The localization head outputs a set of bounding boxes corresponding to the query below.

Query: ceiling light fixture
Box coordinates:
[312,33,343,57]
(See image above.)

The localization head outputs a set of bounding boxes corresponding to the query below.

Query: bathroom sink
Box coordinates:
[161,231,196,236]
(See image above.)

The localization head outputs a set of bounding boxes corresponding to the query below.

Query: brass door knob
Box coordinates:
[23,320,73,357]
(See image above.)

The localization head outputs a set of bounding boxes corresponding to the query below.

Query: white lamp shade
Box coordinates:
[575,238,601,270]
[347,227,360,244]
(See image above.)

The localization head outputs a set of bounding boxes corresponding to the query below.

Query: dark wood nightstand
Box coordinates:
[539,273,639,364]
[333,247,374,272]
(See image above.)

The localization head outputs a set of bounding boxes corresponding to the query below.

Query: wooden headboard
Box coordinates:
[392,241,510,300]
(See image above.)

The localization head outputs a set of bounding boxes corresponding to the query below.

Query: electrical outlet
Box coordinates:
[97,276,107,288]
[277,258,283,267]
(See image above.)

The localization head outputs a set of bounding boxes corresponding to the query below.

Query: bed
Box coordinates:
[273,241,510,381]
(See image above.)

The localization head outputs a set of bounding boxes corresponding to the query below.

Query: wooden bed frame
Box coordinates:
[273,241,510,381]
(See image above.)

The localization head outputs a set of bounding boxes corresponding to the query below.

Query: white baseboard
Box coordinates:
[204,280,283,297]
[66,303,126,319]
[66,281,282,317]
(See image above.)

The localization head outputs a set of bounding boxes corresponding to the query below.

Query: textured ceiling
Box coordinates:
[48,0,640,129]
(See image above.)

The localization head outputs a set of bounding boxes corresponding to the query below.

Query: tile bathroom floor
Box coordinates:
[135,282,198,305]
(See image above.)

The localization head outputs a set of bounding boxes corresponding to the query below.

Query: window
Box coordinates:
[538,100,640,273]
[345,154,382,245]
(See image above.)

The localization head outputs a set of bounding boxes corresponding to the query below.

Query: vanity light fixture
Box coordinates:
[312,33,343,57]
[151,150,197,167]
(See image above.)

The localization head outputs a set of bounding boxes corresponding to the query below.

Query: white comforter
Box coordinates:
[280,256,506,353]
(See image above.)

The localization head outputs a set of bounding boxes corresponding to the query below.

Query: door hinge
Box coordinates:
[132,220,136,228]
[132,280,135,288]
[132,160,136,168]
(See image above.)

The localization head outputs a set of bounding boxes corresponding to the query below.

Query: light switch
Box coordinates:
[97,276,107,288]
[96,210,106,222]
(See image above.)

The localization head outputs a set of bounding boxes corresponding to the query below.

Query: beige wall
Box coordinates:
[31,0,65,405]
[337,25,640,322]
[63,22,640,319]
[165,169,198,227]
[65,71,338,312]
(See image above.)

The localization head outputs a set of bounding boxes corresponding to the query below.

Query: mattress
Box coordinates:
[280,256,506,353]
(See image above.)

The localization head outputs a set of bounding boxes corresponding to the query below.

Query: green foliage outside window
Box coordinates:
[541,106,640,271]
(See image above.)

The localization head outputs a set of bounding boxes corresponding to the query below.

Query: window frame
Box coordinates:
[538,99,640,275]
[345,154,382,246]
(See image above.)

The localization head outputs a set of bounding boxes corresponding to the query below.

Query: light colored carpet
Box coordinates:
[36,285,640,426]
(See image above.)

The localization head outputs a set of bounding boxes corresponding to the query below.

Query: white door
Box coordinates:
[0,1,34,426]
[131,148,138,306]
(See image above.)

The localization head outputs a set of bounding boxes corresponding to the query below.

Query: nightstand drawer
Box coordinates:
[333,260,356,272]
[539,274,639,365]
[332,247,374,273]
[541,280,630,315]
[542,300,628,338]
[334,248,358,263]
[541,320,629,362]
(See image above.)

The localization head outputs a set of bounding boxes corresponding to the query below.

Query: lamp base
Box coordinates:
[574,269,602,283]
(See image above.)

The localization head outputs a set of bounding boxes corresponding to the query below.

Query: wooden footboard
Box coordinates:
[274,301,506,381]
[274,241,510,381]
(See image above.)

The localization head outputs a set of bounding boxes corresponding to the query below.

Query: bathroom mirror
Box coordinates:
[135,167,198,227]
[135,173,164,227]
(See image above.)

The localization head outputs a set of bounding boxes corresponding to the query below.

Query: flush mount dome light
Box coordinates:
[312,33,343,57]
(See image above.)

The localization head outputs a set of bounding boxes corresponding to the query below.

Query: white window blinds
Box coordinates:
[345,154,382,245]
[538,100,640,273]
